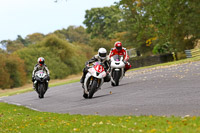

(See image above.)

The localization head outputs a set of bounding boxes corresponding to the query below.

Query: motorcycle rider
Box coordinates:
[80,48,111,88]
[32,57,50,90]
[109,41,131,74]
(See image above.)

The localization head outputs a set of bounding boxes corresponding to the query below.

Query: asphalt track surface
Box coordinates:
[1,61,200,116]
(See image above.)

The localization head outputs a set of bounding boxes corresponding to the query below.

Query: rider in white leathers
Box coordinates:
[32,57,50,90]
[80,48,110,88]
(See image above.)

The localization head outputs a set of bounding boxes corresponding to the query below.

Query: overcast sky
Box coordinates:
[0,0,119,41]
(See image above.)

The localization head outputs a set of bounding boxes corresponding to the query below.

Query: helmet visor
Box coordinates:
[116,46,122,51]
[39,61,44,66]
[99,53,106,58]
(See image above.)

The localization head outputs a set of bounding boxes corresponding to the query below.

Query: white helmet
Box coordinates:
[98,48,107,60]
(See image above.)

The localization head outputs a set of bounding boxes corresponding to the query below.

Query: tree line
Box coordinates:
[0,0,199,89]
[0,26,113,89]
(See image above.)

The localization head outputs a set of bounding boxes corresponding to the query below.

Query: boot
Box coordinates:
[82,83,85,89]
[32,85,35,90]
[124,69,127,76]
[32,83,36,90]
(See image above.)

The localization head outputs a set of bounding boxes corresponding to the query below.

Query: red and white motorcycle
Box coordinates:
[83,62,107,99]
[110,55,125,86]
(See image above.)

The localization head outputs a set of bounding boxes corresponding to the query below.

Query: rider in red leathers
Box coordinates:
[109,41,131,74]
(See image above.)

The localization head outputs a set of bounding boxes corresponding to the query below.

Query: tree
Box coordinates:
[118,0,200,54]
[83,5,125,39]
[16,34,88,79]
[0,53,26,89]
[53,26,90,44]
[0,39,25,53]
[145,0,200,52]
[0,40,8,50]
[25,33,45,44]
[16,35,28,46]
[0,54,10,89]
[89,38,113,52]
[118,0,156,53]
[6,40,24,53]
[66,26,90,44]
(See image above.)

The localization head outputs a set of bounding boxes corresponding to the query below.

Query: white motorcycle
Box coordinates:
[110,55,125,86]
[83,61,107,99]
[34,70,49,98]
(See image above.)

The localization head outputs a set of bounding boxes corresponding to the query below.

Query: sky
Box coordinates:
[0,0,119,41]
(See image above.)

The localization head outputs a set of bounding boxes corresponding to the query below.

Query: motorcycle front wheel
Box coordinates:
[38,83,45,98]
[88,79,98,98]
[112,70,121,86]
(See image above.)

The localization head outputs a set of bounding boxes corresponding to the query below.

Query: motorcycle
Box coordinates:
[33,70,49,98]
[110,55,125,86]
[83,61,107,99]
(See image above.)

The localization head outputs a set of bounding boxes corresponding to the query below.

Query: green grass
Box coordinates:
[0,102,200,133]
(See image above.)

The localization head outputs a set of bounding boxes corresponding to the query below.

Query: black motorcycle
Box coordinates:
[33,70,49,98]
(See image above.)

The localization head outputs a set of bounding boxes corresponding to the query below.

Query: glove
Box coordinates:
[85,64,90,71]
[32,77,35,82]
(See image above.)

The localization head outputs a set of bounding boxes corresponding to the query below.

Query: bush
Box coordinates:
[16,34,88,80]
[40,35,87,74]
[0,53,26,89]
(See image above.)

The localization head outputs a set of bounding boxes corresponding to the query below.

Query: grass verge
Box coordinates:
[131,56,200,71]
[0,102,200,133]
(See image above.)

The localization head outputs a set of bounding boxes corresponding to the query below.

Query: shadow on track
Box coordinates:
[91,93,115,99]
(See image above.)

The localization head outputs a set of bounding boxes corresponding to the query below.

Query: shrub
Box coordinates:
[0,53,26,89]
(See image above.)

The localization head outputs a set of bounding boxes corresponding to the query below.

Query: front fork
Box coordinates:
[34,80,48,92]
[84,77,102,94]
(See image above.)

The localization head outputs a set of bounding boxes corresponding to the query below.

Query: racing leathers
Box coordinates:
[80,54,111,85]
[109,47,131,72]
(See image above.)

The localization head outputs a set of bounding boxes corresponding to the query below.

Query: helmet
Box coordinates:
[114,41,122,51]
[37,57,45,66]
[98,48,107,60]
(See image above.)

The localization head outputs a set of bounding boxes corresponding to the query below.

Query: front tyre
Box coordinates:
[113,70,120,86]
[88,80,98,98]
[111,81,115,86]
[38,83,44,98]
[83,93,88,99]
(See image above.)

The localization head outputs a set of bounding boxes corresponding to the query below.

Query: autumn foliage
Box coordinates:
[0,53,26,89]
